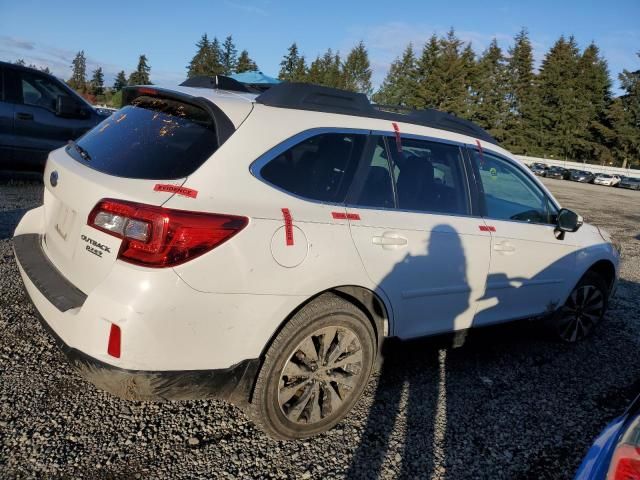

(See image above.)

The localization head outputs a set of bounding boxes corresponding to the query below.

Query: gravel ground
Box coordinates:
[1,178,639,479]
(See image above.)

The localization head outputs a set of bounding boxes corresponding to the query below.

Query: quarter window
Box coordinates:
[260,133,365,203]
[471,151,556,223]
[389,137,469,215]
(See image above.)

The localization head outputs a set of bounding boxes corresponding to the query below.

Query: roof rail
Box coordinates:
[179,75,253,93]
[255,83,498,145]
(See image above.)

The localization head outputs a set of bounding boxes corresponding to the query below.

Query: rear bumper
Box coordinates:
[14,232,260,403]
[30,304,259,404]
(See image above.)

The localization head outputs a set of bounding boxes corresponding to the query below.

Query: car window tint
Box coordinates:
[389,138,469,215]
[261,133,365,203]
[70,95,218,179]
[351,137,395,209]
[471,151,554,224]
[19,72,72,111]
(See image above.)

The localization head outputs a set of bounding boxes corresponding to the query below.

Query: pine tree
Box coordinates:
[90,67,105,96]
[342,41,372,95]
[68,51,88,93]
[471,39,509,141]
[113,71,128,91]
[129,54,151,85]
[610,52,640,168]
[187,34,212,77]
[236,50,258,73]
[221,35,238,74]
[307,49,343,88]
[279,43,307,82]
[414,35,441,109]
[372,44,418,106]
[504,29,536,153]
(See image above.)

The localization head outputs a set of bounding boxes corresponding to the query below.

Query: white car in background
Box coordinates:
[13,79,620,439]
[593,174,621,186]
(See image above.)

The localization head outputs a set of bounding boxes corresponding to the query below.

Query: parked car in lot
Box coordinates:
[571,170,596,183]
[618,176,640,190]
[13,79,620,440]
[574,393,640,479]
[546,166,571,180]
[593,174,621,187]
[0,61,112,172]
[530,163,550,176]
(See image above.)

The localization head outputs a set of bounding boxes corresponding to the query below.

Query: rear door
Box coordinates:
[467,148,578,325]
[0,66,15,168]
[347,135,492,339]
[40,91,223,294]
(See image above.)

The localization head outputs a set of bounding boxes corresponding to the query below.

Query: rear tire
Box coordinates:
[547,271,609,343]
[249,293,376,440]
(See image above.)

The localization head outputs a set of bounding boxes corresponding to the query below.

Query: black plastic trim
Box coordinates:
[180,75,251,93]
[256,83,498,145]
[14,234,87,312]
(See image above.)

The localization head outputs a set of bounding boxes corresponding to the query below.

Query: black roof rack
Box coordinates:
[255,83,498,145]
[180,75,253,93]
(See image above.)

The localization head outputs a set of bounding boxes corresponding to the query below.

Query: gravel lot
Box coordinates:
[1,177,639,479]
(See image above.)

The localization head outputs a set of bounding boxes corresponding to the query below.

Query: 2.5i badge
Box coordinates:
[81,234,111,258]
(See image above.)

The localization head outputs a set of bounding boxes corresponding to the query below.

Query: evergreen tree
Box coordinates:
[279,43,307,82]
[236,50,258,73]
[187,34,212,77]
[471,39,509,141]
[39,66,52,74]
[504,29,536,153]
[342,41,372,95]
[307,49,343,88]
[129,54,151,85]
[113,70,128,91]
[610,52,640,168]
[413,35,440,109]
[221,35,238,74]
[372,44,418,106]
[68,51,88,93]
[90,67,104,96]
[210,37,224,74]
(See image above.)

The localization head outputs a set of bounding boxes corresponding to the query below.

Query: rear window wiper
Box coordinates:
[67,140,92,162]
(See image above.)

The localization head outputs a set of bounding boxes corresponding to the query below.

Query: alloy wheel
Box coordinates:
[556,284,605,342]
[278,326,363,425]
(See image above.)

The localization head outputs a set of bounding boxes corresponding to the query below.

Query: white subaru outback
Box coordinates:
[13,78,620,440]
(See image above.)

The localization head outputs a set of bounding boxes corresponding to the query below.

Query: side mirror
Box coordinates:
[556,208,583,233]
[56,95,82,118]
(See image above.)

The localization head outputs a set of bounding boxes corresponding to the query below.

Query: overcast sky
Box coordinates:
[1,0,638,93]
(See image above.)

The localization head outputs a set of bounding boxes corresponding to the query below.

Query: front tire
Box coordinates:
[249,293,377,440]
[548,272,609,343]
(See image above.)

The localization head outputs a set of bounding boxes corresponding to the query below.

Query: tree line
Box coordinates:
[16,29,639,168]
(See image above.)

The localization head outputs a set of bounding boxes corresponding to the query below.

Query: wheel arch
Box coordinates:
[586,259,617,293]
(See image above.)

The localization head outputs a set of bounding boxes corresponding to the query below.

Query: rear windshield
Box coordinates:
[69,95,218,179]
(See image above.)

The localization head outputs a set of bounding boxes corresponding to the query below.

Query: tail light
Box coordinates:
[607,414,640,480]
[88,199,248,267]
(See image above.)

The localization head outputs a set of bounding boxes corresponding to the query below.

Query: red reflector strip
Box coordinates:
[281,208,294,246]
[332,212,360,221]
[137,87,157,96]
[392,122,403,152]
[479,225,496,232]
[153,184,198,198]
[107,324,121,358]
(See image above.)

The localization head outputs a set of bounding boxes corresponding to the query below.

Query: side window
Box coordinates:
[471,150,555,224]
[390,137,469,215]
[350,136,395,209]
[19,72,72,111]
[260,132,365,203]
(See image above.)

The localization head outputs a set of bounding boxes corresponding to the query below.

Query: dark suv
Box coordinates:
[0,61,111,172]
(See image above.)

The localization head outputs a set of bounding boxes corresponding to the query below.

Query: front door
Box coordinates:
[347,135,492,339]
[468,149,578,325]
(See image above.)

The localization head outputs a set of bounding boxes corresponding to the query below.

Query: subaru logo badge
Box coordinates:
[50,170,59,187]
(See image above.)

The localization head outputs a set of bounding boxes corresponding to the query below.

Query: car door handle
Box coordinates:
[372,233,408,248]
[493,241,516,253]
[16,112,34,120]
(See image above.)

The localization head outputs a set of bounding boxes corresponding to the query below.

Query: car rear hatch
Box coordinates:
[40,87,241,294]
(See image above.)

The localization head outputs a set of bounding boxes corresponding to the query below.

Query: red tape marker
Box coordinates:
[392,122,403,152]
[475,139,485,166]
[281,208,294,246]
[332,212,360,221]
[479,225,496,232]
[154,184,198,198]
